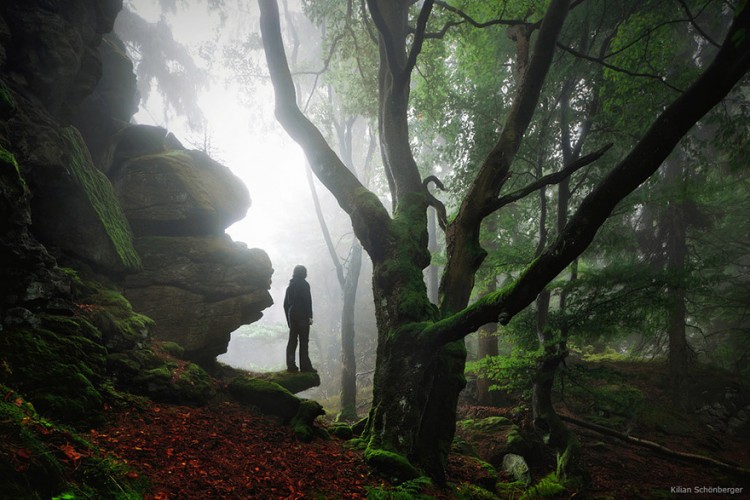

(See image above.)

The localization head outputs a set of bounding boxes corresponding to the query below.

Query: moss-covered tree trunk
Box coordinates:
[260,0,750,482]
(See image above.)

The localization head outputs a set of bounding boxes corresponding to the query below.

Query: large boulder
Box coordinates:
[108,124,268,364]
[0,0,271,378]
[111,147,250,236]
[123,235,273,363]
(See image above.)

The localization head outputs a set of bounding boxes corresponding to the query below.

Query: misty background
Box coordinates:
[117,0,379,410]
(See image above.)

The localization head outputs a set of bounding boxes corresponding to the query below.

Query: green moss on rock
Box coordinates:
[120,353,215,405]
[458,416,512,432]
[329,422,354,440]
[160,341,185,359]
[67,271,153,352]
[172,363,216,404]
[363,448,420,482]
[63,272,214,405]
[260,370,321,394]
[62,127,141,271]
[506,426,523,448]
[0,144,28,192]
[0,314,107,425]
[0,78,16,118]
[228,375,300,421]
[291,399,326,442]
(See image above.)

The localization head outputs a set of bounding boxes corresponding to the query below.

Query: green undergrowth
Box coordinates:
[365,476,433,499]
[556,363,644,429]
[0,385,146,499]
[0,313,107,426]
[465,347,538,399]
[365,475,500,500]
[496,472,568,499]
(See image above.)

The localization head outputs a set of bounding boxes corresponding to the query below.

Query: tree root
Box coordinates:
[559,414,750,478]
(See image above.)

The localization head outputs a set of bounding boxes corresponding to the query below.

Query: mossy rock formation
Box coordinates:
[1,312,107,425]
[228,375,325,441]
[111,144,251,236]
[255,370,322,394]
[0,1,274,497]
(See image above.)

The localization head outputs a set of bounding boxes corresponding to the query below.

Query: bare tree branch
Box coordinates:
[426,0,587,38]
[486,143,613,215]
[402,0,433,84]
[432,0,536,30]
[557,42,685,92]
[561,414,750,477]
[676,0,721,48]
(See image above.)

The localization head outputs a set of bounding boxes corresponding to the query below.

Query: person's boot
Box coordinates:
[286,339,298,372]
[300,346,314,372]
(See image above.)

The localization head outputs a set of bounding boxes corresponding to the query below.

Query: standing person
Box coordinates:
[283,265,315,372]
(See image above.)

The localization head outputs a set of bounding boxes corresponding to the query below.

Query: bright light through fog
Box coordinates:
[126,0,317,270]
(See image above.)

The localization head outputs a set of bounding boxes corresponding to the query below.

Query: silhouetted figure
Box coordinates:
[283,265,315,372]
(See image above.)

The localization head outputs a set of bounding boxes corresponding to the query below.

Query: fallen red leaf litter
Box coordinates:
[89,400,387,499]
[88,396,750,498]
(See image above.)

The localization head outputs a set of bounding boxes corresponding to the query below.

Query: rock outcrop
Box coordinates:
[0,2,273,496]
[102,125,273,364]
[124,234,273,364]
[0,0,272,388]
[1,0,141,276]
[108,129,251,236]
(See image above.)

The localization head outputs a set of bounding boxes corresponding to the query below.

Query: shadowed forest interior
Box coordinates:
[1,0,749,498]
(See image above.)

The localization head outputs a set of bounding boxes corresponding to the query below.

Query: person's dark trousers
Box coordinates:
[287,320,313,371]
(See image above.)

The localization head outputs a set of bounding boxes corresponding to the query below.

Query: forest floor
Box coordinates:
[560,360,750,498]
[88,360,750,498]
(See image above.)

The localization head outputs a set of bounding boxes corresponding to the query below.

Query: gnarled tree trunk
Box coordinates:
[259,0,750,482]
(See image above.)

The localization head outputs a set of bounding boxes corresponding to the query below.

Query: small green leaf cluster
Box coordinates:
[466,346,540,398]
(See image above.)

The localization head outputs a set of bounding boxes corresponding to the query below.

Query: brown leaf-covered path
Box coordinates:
[89,401,385,499]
